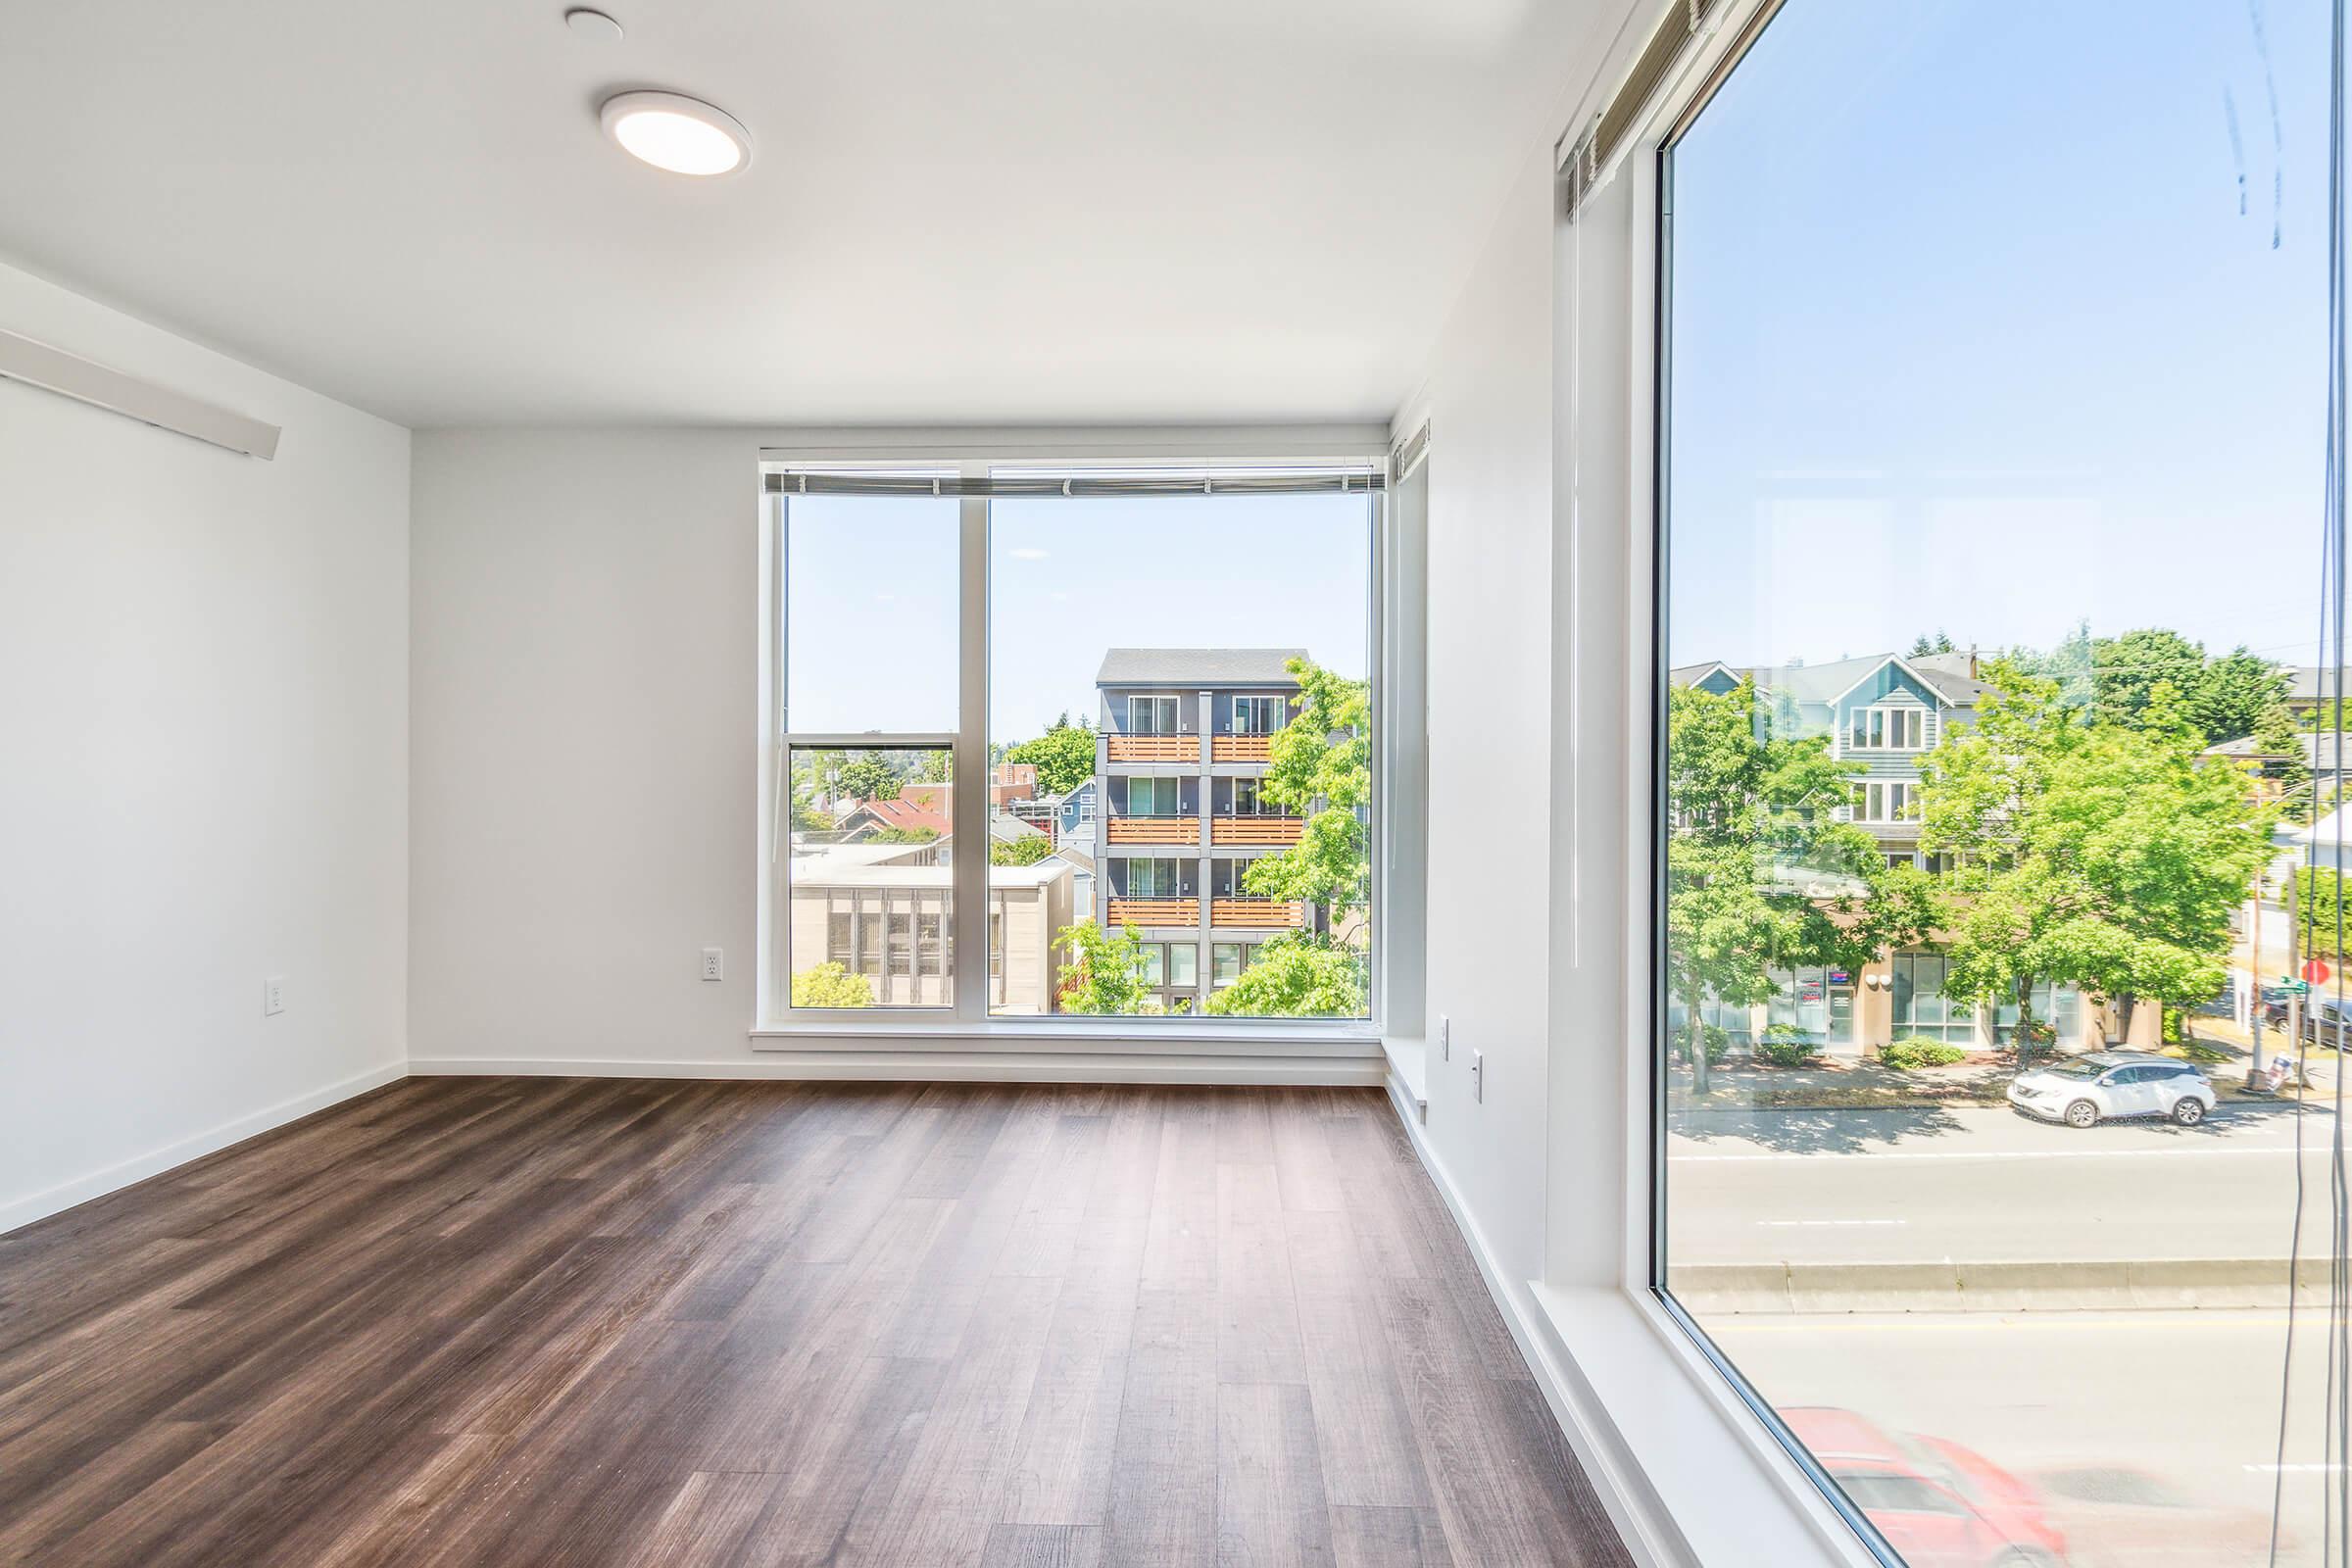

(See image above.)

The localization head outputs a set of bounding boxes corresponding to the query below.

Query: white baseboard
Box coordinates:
[0,1057,409,1236]
[411,1053,1388,1085]
[1382,1075,1692,1568]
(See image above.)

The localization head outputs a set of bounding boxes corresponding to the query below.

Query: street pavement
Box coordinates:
[1709,1306,2336,1567]
[1667,1098,2347,1267]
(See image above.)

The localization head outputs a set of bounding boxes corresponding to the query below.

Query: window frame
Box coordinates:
[754,444,1400,1049]
[1634,4,1960,1564]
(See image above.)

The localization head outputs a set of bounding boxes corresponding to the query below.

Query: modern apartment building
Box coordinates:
[1094,648,1315,1011]
[1670,650,2097,1055]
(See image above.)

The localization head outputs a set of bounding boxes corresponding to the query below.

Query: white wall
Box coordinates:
[406,426,1393,1079]
[0,261,410,1231]
[1396,141,1562,1285]
[409,429,760,1069]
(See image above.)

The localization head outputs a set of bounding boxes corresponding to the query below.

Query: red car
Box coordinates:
[1783,1406,2068,1568]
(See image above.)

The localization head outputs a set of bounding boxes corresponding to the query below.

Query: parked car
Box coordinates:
[2026,1463,2284,1567]
[2007,1051,2215,1128]
[1783,1407,2067,1568]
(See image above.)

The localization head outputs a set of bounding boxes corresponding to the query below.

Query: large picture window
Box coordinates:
[768,466,1380,1026]
[1649,3,2334,1565]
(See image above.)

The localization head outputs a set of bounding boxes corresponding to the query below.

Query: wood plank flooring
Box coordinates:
[0,1078,1632,1567]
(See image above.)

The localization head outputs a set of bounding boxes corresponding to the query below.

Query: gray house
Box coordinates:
[1093,648,1313,1011]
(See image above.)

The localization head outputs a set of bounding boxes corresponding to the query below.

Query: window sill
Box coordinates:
[747,1018,1385,1056]
[1527,1282,1886,1568]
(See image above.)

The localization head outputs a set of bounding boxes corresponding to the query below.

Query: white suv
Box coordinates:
[2007,1052,2217,1128]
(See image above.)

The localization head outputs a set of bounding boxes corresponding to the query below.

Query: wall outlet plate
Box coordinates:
[1440,1015,1450,1059]
[263,976,286,1016]
[1471,1049,1483,1102]
[700,947,724,982]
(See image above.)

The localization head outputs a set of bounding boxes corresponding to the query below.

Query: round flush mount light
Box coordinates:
[599,90,752,177]
[564,8,623,43]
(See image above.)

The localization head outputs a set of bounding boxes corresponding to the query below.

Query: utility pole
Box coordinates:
[2286,867,2304,1075]
[2248,869,2268,1091]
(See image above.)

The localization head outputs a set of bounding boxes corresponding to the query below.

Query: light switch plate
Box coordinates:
[1440,1015,1450,1060]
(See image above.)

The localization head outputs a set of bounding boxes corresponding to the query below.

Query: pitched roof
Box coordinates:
[843,794,952,836]
[1672,651,1984,710]
[1097,648,1307,687]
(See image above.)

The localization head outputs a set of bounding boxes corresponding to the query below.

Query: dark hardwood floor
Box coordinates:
[0,1078,1631,1567]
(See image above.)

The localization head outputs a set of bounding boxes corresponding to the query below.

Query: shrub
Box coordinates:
[791,961,873,1008]
[1881,1035,1967,1070]
[1755,1024,1819,1067]
[1701,1023,1731,1065]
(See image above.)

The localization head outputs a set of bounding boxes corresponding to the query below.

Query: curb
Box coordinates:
[1671,1256,2333,1314]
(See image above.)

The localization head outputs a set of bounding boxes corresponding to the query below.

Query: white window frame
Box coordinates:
[751,437,1406,1054]
[1534,1,1986,1562]
[1849,704,1924,752]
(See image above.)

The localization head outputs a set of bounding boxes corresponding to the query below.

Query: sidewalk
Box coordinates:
[1674,1035,2337,1113]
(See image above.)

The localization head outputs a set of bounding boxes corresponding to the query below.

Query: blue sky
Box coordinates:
[1666,0,2335,673]
[785,491,1371,742]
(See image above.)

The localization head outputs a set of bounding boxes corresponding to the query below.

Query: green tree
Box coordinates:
[2296,866,2348,958]
[791,962,874,1007]
[788,761,835,832]
[864,826,939,845]
[1919,662,2275,1057]
[990,834,1053,865]
[1054,920,1165,1014]
[1006,720,1099,797]
[1244,660,1371,916]
[2088,628,2286,744]
[1908,630,1955,657]
[2195,647,2291,746]
[1666,679,1906,1093]
[834,757,902,803]
[909,750,953,784]
[2256,703,2312,823]
[1203,932,1366,1016]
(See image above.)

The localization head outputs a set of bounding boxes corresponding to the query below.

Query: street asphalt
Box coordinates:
[1667,1098,2348,1267]
[1709,1305,2336,1567]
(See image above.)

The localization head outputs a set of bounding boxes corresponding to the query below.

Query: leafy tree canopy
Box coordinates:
[1908,630,1956,657]
[1665,678,1918,1090]
[1244,660,1371,915]
[834,757,903,804]
[865,826,940,844]
[791,962,874,1007]
[991,835,1054,865]
[2086,628,2287,745]
[1919,661,2275,1053]
[1006,720,1099,797]
[1054,921,1173,1015]
[1202,932,1366,1017]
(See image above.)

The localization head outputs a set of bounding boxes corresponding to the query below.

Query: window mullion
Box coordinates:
[952,483,989,1025]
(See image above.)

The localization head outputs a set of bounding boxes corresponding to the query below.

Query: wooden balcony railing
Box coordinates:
[1209,815,1304,846]
[1107,735,1199,763]
[1212,734,1272,762]
[1106,814,1200,845]
[1211,898,1303,929]
[1106,897,1199,926]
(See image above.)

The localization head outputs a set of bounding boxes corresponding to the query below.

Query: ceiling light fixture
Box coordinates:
[598,90,751,177]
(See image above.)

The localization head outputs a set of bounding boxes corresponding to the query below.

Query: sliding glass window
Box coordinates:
[1652,4,2336,1565]
[770,468,1378,1025]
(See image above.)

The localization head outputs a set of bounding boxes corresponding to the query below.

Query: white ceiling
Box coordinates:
[0,0,1604,428]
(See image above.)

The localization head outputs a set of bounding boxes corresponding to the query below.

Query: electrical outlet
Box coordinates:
[700,947,724,982]
[263,976,286,1016]
[1471,1050,1484,1102]
[1439,1015,1450,1060]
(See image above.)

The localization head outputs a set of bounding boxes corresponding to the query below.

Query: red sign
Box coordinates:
[2305,957,2333,985]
